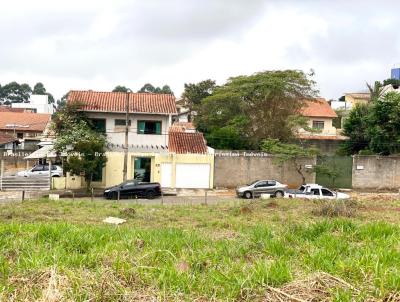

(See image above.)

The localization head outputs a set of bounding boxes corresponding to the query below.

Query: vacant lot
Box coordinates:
[0,197,399,301]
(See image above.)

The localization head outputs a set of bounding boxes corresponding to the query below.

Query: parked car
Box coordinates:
[286,184,350,200]
[17,164,63,177]
[104,179,162,200]
[236,180,287,199]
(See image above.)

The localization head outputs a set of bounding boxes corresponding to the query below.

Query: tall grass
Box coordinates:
[0,199,399,300]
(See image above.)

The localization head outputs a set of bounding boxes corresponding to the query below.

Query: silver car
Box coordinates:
[17,164,63,177]
[236,180,287,199]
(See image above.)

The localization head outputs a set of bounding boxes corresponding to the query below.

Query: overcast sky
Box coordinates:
[0,0,399,100]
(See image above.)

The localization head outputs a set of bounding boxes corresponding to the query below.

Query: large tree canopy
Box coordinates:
[0,82,32,104]
[195,70,318,150]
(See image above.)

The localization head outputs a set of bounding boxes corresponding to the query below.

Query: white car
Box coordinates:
[286,184,350,200]
[17,164,63,177]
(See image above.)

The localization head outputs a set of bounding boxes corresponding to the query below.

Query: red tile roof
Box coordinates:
[0,112,51,132]
[168,130,208,154]
[0,106,25,112]
[301,98,337,118]
[68,90,177,114]
[0,133,18,145]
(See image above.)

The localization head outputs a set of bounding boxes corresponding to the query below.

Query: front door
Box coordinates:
[134,157,151,182]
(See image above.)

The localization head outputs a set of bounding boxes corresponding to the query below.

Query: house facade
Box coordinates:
[297,98,347,155]
[67,90,214,189]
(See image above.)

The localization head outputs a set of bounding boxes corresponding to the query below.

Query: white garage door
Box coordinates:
[175,163,210,189]
[160,163,172,188]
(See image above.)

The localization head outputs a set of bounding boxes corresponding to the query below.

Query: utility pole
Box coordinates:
[122,90,130,181]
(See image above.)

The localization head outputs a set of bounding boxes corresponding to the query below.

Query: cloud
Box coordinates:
[0,0,399,99]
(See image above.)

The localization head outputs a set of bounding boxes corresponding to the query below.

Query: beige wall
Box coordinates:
[345,95,369,106]
[102,152,214,189]
[86,112,172,146]
[298,117,337,136]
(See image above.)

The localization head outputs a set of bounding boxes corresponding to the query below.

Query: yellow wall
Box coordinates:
[345,94,369,106]
[103,152,214,189]
[298,117,338,136]
[52,173,85,190]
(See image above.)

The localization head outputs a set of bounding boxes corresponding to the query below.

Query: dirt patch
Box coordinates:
[119,207,136,218]
[264,272,360,301]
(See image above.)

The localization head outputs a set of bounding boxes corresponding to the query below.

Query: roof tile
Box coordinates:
[168,130,208,154]
[0,112,51,132]
[301,98,337,118]
[68,90,177,114]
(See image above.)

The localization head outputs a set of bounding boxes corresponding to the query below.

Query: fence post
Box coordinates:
[117,190,120,201]
[72,191,75,202]
[0,159,4,191]
[21,190,25,202]
[91,187,94,202]
[161,190,164,205]
[48,160,52,190]
[204,190,208,205]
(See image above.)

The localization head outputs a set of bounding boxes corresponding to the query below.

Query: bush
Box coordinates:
[311,200,357,218]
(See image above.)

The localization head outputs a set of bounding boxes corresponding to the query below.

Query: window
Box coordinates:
[267,181,276,186]
[115,119,131,127]
[311,188,320,196]
[90,119,106,133]
[32,165,43,172]
[137,121,162,135]
[17,133,23,139]
[312,120,325,130]
[321,188,334,197]
[255,181,268,188]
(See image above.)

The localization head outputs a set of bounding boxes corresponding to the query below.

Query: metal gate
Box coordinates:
[315,155,353,189]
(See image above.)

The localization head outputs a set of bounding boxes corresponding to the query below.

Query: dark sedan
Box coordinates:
[104,179,162,200]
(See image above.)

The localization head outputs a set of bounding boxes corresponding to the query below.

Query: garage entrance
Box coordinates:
[175,163,210,189]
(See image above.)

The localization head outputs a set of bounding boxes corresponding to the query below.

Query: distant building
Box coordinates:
[391,67,400,80]
[344,92,370,107]
[11,94,54,114]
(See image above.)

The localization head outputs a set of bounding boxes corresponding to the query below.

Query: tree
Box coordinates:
[180,79,216,112]
[56,92,69,109]
[383,78,400,87]
[340,103,370,155]
[367,92,400,155]
[112,85,131,93]
[366,80,384,102]
[196,70,318,149]
[261,139,319,184]
[53,103,107,190]
[138,83,173,94]
[0,82,32,104]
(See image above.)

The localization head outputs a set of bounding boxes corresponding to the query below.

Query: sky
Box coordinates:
[0,0,399,100]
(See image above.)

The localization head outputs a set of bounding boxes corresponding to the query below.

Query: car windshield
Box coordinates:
[298,185,306,191]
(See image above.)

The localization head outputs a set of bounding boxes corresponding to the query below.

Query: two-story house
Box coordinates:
[297,98,347,155]
[67,91,214,189]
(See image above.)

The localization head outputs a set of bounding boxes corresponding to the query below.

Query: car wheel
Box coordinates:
[110,192,119,200]
[146,190,156,199]
[244,191,252,199]
[274,191,284,198]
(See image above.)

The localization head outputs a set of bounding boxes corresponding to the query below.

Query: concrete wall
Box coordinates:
[52,174,85,190]
[86,112,171,146]
[352,155,400,190]
[214,152,316,188]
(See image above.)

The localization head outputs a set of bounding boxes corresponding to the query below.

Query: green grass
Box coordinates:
[0,198,399,301]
